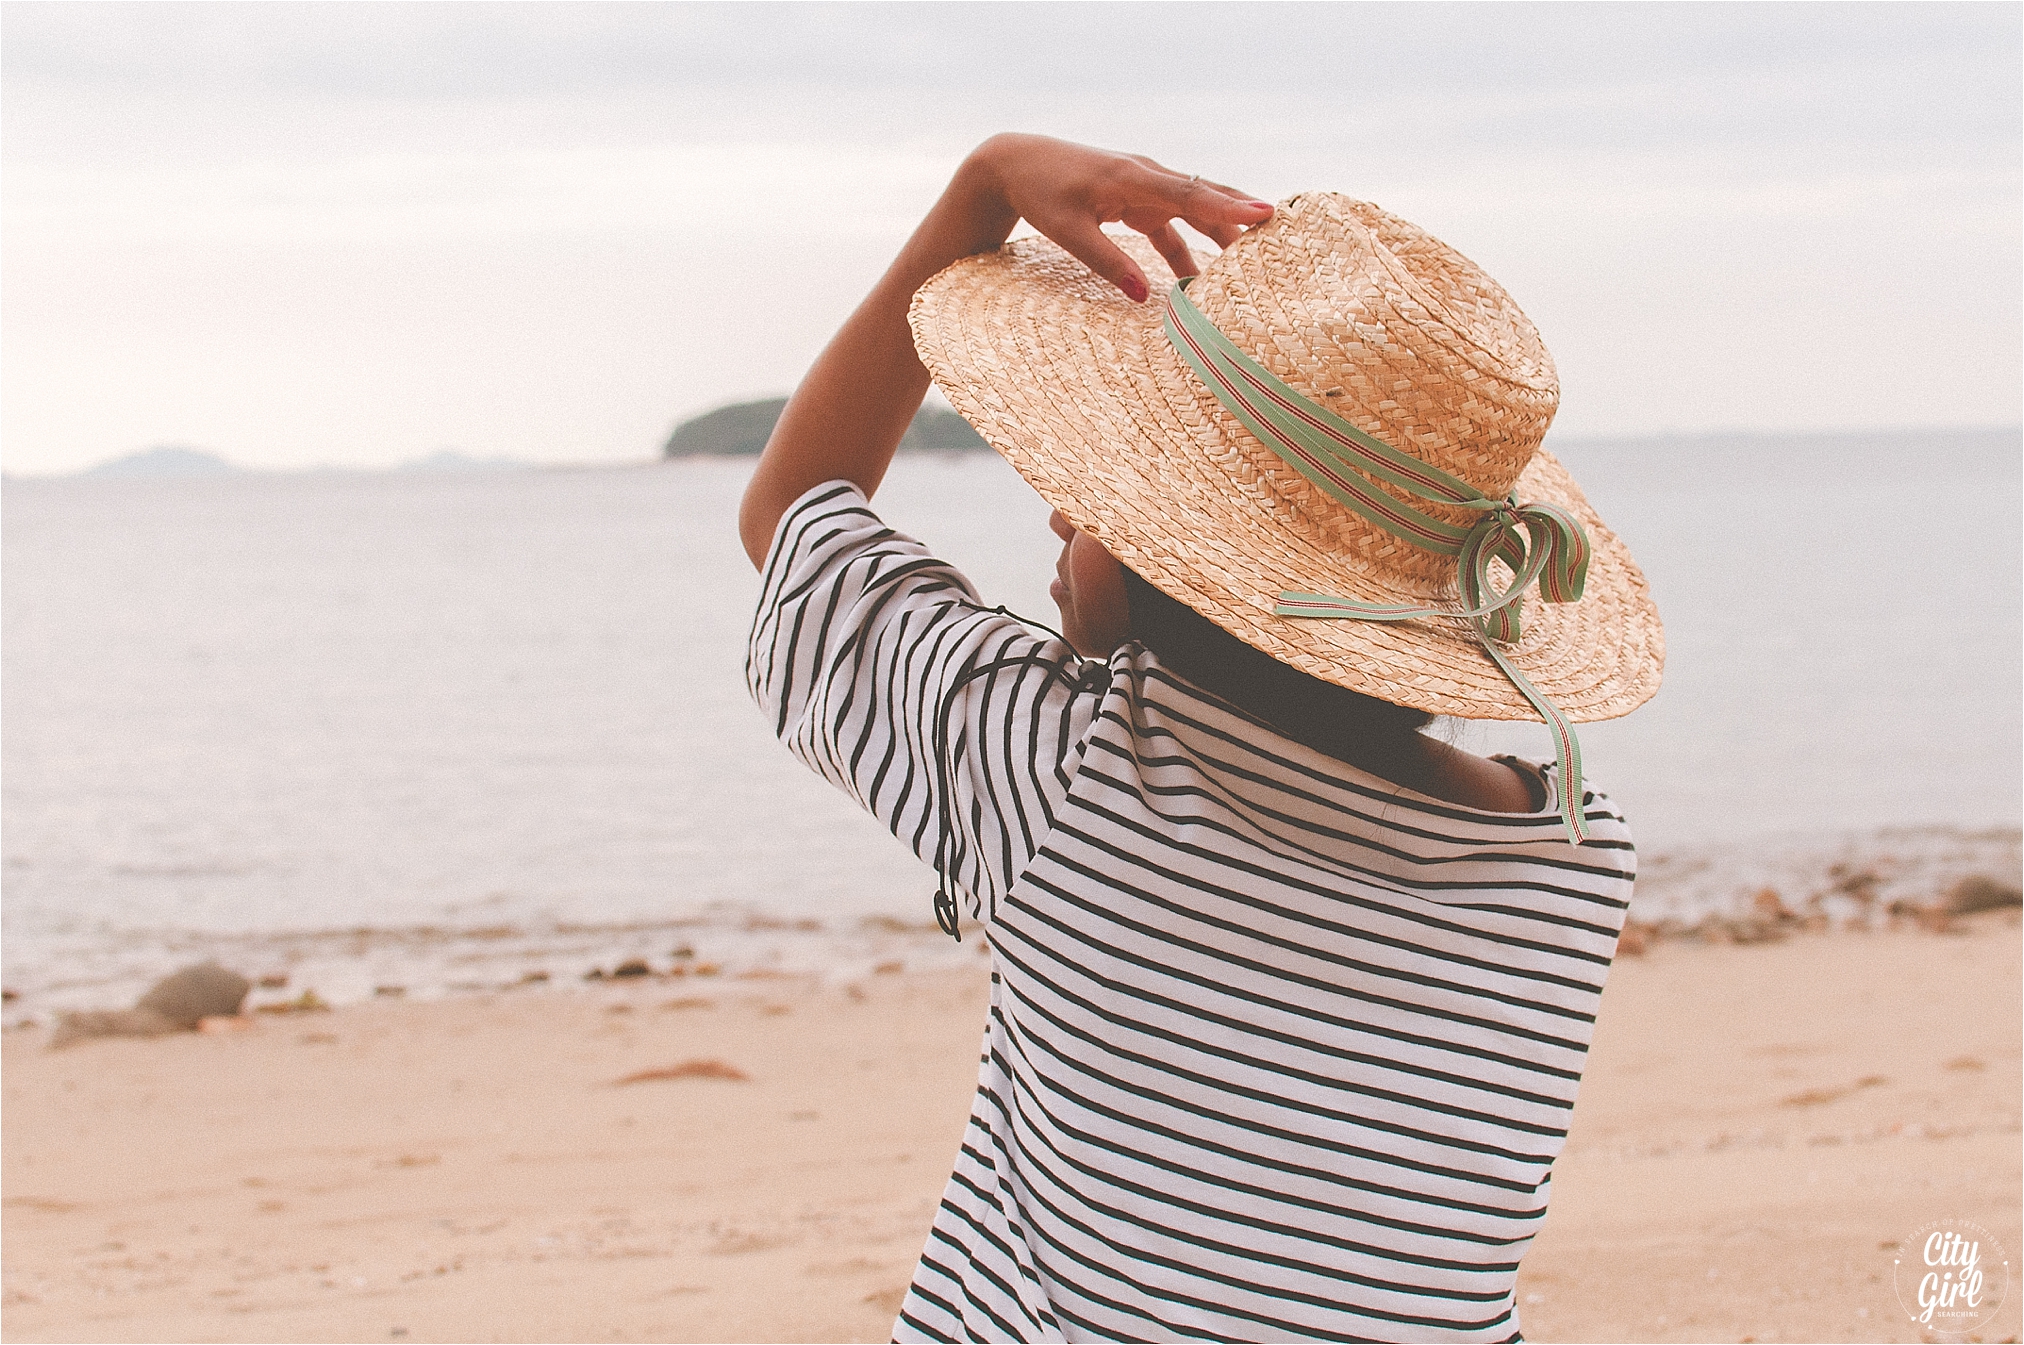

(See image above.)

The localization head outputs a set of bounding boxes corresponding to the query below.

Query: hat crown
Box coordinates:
[1183,194,1559,587]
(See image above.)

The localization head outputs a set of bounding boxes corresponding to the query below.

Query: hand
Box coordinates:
[739,133,1271,566]
[969,133,1275,302]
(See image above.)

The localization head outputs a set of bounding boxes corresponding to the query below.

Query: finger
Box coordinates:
[1047,216,1150,303]
[1189,216,1245,249]
[1188,203,1271,246]
[1182,193,1262,245]
[1199,177,1255,202]
[1171,176,1273,247]
[1128,157,1259,216]
[1141,220,1198,280]
[1174,170,1269,211]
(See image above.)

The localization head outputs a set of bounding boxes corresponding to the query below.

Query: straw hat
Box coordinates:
[907,192,1663,723]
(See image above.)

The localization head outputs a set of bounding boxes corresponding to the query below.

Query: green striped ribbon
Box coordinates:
[1161,278,1597,845]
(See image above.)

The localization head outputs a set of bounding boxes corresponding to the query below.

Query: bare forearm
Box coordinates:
[737,145,1019,565]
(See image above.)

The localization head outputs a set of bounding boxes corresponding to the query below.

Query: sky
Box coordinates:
[2,1,2018,473]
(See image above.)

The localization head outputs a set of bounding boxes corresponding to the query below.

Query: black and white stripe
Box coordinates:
[749,484,1636,1344]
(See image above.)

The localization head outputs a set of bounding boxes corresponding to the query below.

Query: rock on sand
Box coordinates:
[50,962,251,1048]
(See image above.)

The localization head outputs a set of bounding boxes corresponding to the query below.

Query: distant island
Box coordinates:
[663,398,989,458]
[88,445,239,477]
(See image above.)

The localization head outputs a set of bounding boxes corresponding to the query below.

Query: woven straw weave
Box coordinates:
[907,193,1664,723]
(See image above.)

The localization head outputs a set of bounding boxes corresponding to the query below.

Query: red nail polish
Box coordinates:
[1120,274,1148,303]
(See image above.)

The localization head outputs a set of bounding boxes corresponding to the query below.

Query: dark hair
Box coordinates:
[1120,567,1433,771]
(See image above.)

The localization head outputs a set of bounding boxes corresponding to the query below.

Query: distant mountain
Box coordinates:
[88,446,239,477]
[663,398,989,457]
[398,449,529,472]
[664,399,787,458]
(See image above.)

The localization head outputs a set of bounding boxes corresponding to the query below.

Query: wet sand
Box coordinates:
[4,916,2018,1344]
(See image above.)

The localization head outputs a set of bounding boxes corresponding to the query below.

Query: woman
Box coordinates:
[742,134,1662,1344]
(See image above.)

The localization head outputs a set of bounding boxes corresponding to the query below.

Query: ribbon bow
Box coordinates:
[1277,498,1588,645]
[1162,278,1598,844]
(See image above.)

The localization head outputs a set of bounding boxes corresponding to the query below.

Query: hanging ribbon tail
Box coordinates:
[1473,628,1590,845]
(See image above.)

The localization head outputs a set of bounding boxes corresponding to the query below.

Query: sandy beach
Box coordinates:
[4,914,2017,1345]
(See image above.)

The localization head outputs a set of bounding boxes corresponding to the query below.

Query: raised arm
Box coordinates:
[736,133,1273,567]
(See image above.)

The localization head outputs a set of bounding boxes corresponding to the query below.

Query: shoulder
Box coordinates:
[748,479,1105,734]
[759,481,950,591]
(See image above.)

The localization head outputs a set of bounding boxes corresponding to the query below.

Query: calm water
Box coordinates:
[5,431,2018,1011]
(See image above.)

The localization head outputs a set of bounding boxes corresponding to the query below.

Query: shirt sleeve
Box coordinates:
[745,481,1104,922]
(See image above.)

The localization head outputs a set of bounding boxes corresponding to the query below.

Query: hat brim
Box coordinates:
[908,235,1665,723]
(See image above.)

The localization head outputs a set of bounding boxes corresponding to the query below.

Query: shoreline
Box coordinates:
[4,913,2018,1343]
[7,823,2017,1032]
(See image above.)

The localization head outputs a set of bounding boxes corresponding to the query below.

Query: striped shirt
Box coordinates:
[748,483,1636,1344]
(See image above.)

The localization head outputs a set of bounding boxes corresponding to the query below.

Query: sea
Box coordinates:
[4,430,2019,1021]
